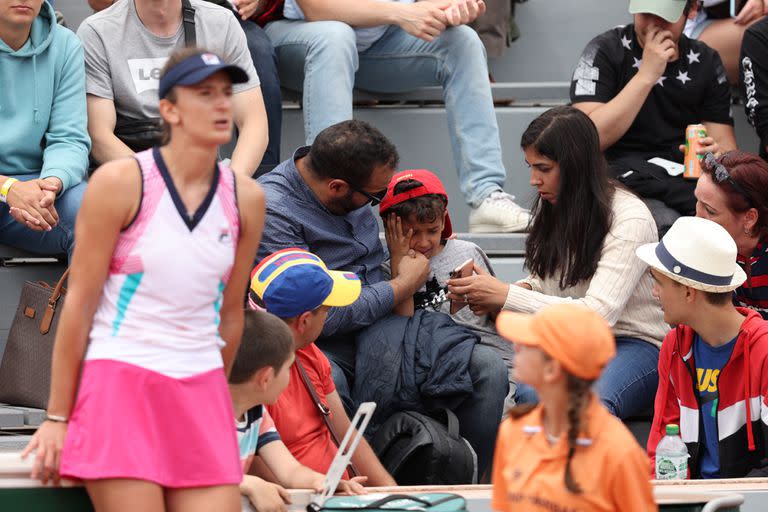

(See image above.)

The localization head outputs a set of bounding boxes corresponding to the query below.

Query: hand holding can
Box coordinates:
[683,124,707,179]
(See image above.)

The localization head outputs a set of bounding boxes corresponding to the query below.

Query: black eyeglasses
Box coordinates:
[703,153,754,206]
[335,179,387,206]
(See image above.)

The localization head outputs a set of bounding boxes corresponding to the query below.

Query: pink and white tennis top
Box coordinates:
[87,148,240,378]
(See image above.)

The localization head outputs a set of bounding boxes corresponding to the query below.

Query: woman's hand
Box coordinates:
[384,214,413,276]
[447,263,509,316]
[734,0,764,25]
[336,476,368,495]
[21,420,68,484]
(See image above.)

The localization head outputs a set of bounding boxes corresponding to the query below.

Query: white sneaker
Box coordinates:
[469,191,531,233]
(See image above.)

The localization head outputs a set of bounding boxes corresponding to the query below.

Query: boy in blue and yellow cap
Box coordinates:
[249,249,397,487]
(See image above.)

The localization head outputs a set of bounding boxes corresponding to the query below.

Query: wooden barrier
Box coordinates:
[1,451,762,512]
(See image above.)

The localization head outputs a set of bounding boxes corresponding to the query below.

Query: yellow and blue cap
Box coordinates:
[250,248,361,318]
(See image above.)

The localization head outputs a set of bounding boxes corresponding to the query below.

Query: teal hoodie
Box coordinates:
[0,2,90,193]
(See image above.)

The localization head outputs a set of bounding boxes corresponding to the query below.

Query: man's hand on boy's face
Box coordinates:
[245,479,291,512]
[384,214,413,266]
[397,250,431,291]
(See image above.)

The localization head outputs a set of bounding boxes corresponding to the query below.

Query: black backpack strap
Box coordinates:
[295,358,359,477]
[181,0,196,46]
[440,408,461,440]
[373,411,435,476]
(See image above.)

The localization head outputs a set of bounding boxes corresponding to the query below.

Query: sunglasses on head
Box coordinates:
[703,153,754,206]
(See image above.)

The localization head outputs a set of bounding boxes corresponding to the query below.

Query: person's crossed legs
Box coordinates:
[237,19,283,177]
[264,20,529,231]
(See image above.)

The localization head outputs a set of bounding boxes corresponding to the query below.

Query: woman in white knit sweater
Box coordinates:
[448,106,667,419]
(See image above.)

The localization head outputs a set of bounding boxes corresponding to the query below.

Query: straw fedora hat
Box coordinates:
[636,216,746,293]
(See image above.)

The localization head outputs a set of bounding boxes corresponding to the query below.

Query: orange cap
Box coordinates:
[496,304,616,380]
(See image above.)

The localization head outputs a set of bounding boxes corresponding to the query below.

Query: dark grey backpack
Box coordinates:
[371,409,477,485]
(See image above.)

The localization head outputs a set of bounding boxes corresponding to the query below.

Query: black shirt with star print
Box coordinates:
[741,17,768,159]
[570,24,733,163]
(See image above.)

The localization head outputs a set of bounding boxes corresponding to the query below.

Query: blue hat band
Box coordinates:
[655,240,732,286]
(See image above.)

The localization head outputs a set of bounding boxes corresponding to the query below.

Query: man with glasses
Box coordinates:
[256,120,509,475]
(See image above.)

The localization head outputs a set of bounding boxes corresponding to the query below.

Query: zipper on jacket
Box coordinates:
[677,333,703,477]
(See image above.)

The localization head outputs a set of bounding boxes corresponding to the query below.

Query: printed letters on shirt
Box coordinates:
[128,58,170,95]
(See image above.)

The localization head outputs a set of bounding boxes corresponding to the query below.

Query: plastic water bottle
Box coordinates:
[655,424,689,480]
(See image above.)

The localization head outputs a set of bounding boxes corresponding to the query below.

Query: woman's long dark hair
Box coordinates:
[522,106,615,289]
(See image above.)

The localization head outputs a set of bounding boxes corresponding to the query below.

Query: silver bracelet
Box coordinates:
[45,414,68,423]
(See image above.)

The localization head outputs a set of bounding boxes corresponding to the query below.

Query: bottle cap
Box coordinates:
[665,424,680,435]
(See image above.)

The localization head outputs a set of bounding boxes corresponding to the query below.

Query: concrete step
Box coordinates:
[0,436,33,453]
[282,82,571,107]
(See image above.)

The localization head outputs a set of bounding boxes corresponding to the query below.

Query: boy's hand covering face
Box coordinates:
[384,213,414,266]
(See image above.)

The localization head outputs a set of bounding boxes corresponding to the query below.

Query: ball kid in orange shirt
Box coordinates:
[491,304,657,512]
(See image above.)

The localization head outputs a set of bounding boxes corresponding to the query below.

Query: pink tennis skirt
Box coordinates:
[59,359,242,488]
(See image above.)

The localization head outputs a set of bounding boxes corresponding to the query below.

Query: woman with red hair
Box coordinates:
[695,150,768,318]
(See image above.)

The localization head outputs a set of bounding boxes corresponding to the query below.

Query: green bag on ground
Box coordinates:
[310,493,467,512]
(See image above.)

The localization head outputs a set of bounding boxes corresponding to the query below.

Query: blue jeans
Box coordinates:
[238,19,282,176]
[0,178,85,262]
[264,20,506,206]
[514,337,660,419]
[322,338,507,474]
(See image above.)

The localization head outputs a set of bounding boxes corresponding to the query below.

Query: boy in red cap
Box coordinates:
[379,169,515,389]
[492,304,656,512]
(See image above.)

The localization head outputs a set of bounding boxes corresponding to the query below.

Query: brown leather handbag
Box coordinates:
[0,269,68,409]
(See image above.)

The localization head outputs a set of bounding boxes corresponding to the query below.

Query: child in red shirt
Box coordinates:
[250,249,396,486]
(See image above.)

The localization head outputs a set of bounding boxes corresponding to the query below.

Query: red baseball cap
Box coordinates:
[379,169,453,239]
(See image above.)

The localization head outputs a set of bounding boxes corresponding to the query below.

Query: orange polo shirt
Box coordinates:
[491,394,657,512]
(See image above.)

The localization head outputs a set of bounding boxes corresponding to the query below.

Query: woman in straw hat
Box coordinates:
[492,304,656,512]
[448,105,667,419]
[637,216,768,478]
[22,48,266,511]
[695,150,768,319]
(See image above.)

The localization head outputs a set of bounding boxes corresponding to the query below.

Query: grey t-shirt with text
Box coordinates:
[76,0,259,120]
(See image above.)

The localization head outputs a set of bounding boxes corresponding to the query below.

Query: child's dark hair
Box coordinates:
[229,310,294,384]
[383,179,447,225]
